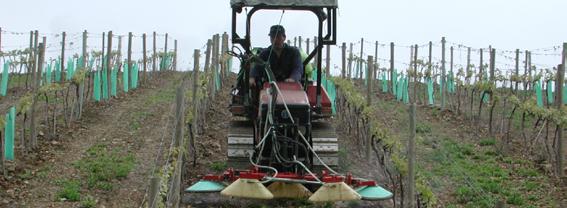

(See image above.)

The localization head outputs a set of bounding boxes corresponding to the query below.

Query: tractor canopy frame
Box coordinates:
[230,0,337,111]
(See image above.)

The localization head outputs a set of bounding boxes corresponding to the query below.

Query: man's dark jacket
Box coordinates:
[251,44,303,82]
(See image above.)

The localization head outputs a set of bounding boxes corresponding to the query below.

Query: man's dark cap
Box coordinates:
[269,25,285,37]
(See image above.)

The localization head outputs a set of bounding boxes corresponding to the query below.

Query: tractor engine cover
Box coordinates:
[259,82,310,125]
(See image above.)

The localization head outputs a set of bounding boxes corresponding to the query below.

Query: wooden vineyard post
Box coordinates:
[99,32,105,101]
[348,43,353,79]
[117,36,122,71]
[410,45,414,71]
[28,30,36,90]
[515,49,520,93]
[26,31,33,89]
[222,32,229,78]
[467,47,473,119]
[359,38,364,80]
[557,42,566,178]
[528,51,532,91]
[192,49,200,135]
[489,48,496,134]
[61,31,66,81]
[31,30,38,82]
[215,33,221,86]
[82,30,87,68]
[375,41,379,80]
[524,50,529,93]
[39,37,45,88]
[450,46,454,109]
[413,44,418,103]
[167,86,185,208]
[490,48,496,99]
[215,34,220,68]
[374,54,378,95]
[367,56,374,106]
[366,55,374,161]
[390,42,395,94]
[407,103,416,208]
[148,177,160,208]
[221,32,232,74]
[203,39,212,127]
[441,37,446,110]
[174,86,185,153]
[30,42,45,150]
[31,32,37,87]
[341,42,346,78]
[211,34,219,94]
[556,63,564,178]
[204,39,212,76]
[143,33,147,83]
[466,47,471,83]
[33,30,38,86]
[81,30,88,108]
[106,31,112,100]
[479,48,484,82]
[306,38,310,53]
[174,40,178,71]
[128,32,133,89]
[490,49,495,86]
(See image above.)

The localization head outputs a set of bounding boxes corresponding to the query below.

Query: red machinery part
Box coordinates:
[356,180,378,187]
[200,167,378,188]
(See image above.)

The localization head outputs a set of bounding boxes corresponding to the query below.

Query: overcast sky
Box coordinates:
[1,0,565,75]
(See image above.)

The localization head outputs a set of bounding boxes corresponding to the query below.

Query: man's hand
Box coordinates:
[249,77,256,87]
[284,78,295,82]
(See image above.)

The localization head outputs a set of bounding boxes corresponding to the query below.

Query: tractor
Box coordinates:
[185,0,392,203]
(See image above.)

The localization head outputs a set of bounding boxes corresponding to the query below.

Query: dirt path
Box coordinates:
[13,72,184,207]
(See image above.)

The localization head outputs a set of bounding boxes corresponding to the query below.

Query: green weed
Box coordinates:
[517,167,539,177]
[209,161,227,172]
[455,185,477,203]
[130,111,149,130]
[484,150,498,156]
[80,195,97,208]
[506,192,525,205]
[73,144,135,191]
[479,137,496,146]
[145,87,176,105]
[56,179,81,202]
[421,137,549,207]
[522,181,540,191]
[36,166,52,179]
[416,123,432,134]
[18,169,33,180]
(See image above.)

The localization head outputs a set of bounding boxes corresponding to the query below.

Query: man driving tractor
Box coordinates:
[248,25,303,88]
